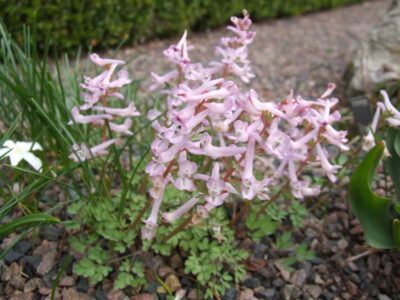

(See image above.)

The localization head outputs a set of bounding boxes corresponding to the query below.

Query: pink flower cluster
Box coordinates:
[68,54,140,162]
[142,11,348,240]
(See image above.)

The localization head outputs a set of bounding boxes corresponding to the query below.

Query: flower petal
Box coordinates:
[31,142,43,151]
[0,147,11,158]
[3,140,15,148]
[9,152,23,167]
[22,152,43,171]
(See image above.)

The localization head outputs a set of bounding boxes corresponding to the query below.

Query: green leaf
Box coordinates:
[395,202,400,215]
[288,202,307,230]
[74,258,96,277]
[132,261,145,277]
[113,243,126,253]
[246,211,277,241]
[349,142,395,249]
[294,243,315,261]
[69,236,86,253]
[276,232,293,250]
[114,272,135,289]
[386,128,400,198]
[88,245,109,264]
[394,131,400,157]
[0,214,59,238]
[393,219,400,251]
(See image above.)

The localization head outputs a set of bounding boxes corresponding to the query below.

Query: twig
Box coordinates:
[229,200,250,227]
[105,250,143,265]
[345,248,377,264]
[162,214,193,243]
[128,197,152,230]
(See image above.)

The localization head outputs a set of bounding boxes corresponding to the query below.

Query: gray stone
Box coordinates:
[349,0,400,94]
[281,285,301,300]
[378,294,392,300]
[349,273,361,284]
[76,277,89,293]
[255,288,276,300]
[37,249,57,275]
[252,242,268,259]
[298,261,312,276]
[290,269,308,286]
[363,281,379,297]
[304,285,322,299]
[222,287,237,300]
[95,287,107,300]
[15,240,33,254]
[23,255,41,273]
[4,250,23,264]
[311,258,326,265]
[40,225,64,241]
[321,291,335,300]
[42,269,57,287]
[243,277,261,289]
[272,278,285,288]
[131,294,158,300]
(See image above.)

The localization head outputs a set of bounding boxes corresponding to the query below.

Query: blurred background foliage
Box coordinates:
[1,0,363,52]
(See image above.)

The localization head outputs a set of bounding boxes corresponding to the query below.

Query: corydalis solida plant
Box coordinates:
[68,54,140,162]
[142,10,349,240]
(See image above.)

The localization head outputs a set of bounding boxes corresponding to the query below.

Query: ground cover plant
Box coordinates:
[2,7,397,300]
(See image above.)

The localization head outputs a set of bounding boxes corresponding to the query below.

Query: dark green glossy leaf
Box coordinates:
[394,132,400,157]
[393,219,400,251]
[349,142,395,249]
[386,128,400,198]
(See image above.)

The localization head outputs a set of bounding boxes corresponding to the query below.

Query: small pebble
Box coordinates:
[242,277,261,289]
[76,277,89,293]
[255,288,276,300]
[222,287,237,300]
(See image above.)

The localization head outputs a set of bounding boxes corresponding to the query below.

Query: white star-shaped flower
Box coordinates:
[0,140,43,172]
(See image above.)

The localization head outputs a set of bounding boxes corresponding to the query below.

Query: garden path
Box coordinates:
[116,0,390,100]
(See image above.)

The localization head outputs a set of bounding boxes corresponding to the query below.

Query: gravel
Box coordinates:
[109,0,391,101]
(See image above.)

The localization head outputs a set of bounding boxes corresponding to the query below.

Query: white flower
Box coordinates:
[0,140,43,171]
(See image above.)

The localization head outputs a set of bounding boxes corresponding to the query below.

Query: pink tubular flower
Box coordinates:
[291,180,320,199]
[173,153,198,191]
[109,119,133,135]
[315,143,340,182]
[157,134,192,163]
[142,176,170,240]
[69,139,117,162]
[380,90,400,127]
[142,10,348,235]
[150,70,179,91]
[210,9,255,82]
[194,163,237,208]
[162,196,200,223]
[90,53,124,67]
[69,106,112,125]
[69,54,140,162]
[145,161,166,177]
[194,133,246,159]
[92,102,140,117]
[163,30,192,68]
[362,106,381,152]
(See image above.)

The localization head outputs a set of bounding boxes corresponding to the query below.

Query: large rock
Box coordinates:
[349,0,400,94]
